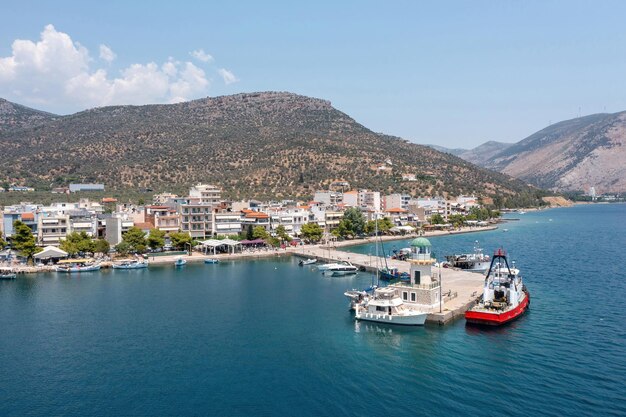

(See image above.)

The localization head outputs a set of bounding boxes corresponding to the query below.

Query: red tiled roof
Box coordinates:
[134,222,155,229]
[386,208,407,213]
[102,197,118,203]
[245,212,269,219]
[21,212,35,221]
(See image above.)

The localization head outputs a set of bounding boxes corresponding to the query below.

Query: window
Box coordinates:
[402,291,408,301]
[411,293,416,302]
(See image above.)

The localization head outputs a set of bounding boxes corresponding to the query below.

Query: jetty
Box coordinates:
[292,242,484,325]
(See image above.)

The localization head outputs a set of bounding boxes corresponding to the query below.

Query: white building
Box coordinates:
[383,194,411,211]
[313,191,343,207]
[358,190,381,212]
[189,184,221,205]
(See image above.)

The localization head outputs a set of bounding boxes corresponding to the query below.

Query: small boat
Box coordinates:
[445,241,491,272]
[465,249,530,326]
[174,257,187,267]
[112,259,148,269]
[298,258,317,266]
[344,285,377,310]
[325,262,358,276]
[0,267,17,280]
[56,263,101,273]
[204,258,219,264]
[354,287,428,326]
[503,229,509,232]
[317,262,348,271]
[378,267,410,281]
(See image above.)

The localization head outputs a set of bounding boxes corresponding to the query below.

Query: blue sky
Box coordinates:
[1,1,626,148]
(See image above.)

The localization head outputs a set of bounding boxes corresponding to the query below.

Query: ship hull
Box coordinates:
[465,291,530,326]
[355,312,428,326]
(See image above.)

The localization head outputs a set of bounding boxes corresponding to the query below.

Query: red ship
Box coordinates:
[465,249,530,326]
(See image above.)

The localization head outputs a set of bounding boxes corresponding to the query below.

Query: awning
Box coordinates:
[34,246,69,259]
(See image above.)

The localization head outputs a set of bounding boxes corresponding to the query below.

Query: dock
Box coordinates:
[292,245,484,325]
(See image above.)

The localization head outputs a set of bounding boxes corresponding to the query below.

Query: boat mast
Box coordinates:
[375,213,379,285]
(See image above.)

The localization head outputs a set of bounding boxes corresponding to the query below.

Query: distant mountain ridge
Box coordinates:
[0,98,58,132]
[428,141,512,166]
[484,113,626,192]
[0,92,546,205]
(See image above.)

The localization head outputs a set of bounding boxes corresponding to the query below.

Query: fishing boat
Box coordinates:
[444,241,491,272]
[298,258,317,266]
[354,287,429,325]
[325,262,358,276]
[378,266,410,281]
[0,267,17,280]
[55,260,101,273]
[174,257,187,267]
[204,258,219,264]
[465,249,530,326]
[112,259,148,269]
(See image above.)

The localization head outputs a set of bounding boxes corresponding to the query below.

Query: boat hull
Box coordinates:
[355,312,428,326]
[330,270,358,276]
[112,264,148,270]
[204,259,219,264]
[56,265,101,273]
[465,291,530,326]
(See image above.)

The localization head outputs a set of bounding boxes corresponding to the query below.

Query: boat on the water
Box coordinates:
[444,241,491,272]
[354,287,429,325]
[204,258,219,264]
[0,267,17,279]
[112,259,148,269]
[174,257,187,267]
[378,266,410,281]
[325,262,358,276]
[465,248,530,326]
[56,260,101,273]
[318,261,349,271]
[298,258,317,266]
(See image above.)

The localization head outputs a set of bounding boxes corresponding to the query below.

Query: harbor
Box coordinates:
[293,240,485,325]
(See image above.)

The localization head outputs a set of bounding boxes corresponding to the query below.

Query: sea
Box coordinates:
[0,204,624,416]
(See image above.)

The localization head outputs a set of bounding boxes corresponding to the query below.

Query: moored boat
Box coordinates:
[298,258,317,266]
[112,259,148,269]
[445,241,490,272]
[56,260,101,273]
[0,267,17,279]
[325,262,358,276]
[465,249,530,326]
[174,257,187,267]
[204,258,219,264]
[354,287,428,325]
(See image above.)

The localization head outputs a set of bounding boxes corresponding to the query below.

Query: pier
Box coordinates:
[292,244,484,325]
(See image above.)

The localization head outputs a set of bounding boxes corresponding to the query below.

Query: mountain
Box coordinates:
[457,141,513,166]
[427,144,466,156]
[0,92,546,205]
[484,113,626,192]
[0,98,58,132]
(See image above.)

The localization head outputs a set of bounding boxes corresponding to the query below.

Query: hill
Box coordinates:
[484,112,626,192]
[0,92,547,205]
[0,98,58,133]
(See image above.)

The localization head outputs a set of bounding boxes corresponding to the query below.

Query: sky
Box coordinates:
[1,1,626,149]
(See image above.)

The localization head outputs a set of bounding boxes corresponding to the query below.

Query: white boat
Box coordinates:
[204,258,219,264]
[56,262,101,273]
[325,262,358,276]
[445,241,491,272]
[0,267,17,280]
[298,258,317,266]
[354,287,428,325]
[174,257,187,267]
[112,259,148,269]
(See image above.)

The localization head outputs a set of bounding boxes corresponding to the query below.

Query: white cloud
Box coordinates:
[0,25,216,112]
[99,44,116,63]
[190,49,213,63]
[218,68,239,85]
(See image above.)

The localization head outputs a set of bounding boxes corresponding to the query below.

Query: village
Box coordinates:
[0,182,499,264]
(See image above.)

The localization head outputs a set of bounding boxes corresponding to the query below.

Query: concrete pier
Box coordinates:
[292,245,484,325]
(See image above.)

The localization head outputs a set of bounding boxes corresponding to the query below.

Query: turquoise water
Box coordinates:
[0,204,625,416]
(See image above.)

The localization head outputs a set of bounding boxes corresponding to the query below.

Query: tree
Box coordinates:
[365,218,394,235]
[12,220,38,260]
[332,208,366,238]
[147,228,166,250]
[115,241,131,256]
[169,231,192,251]
[245,224,254,240]
[93,239,110,254]
[121,226,147,253]
[448,214,466,228]
[60,231,95,255]
[252,226,269,240]
[275,225,291,242]
[429,213,445,225]
[300,222,323,243]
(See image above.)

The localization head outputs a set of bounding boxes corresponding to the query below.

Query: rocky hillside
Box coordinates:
[0,98,58,132]
[429,141,513,166]
[484,113,626,192]
[0,92,546,205]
